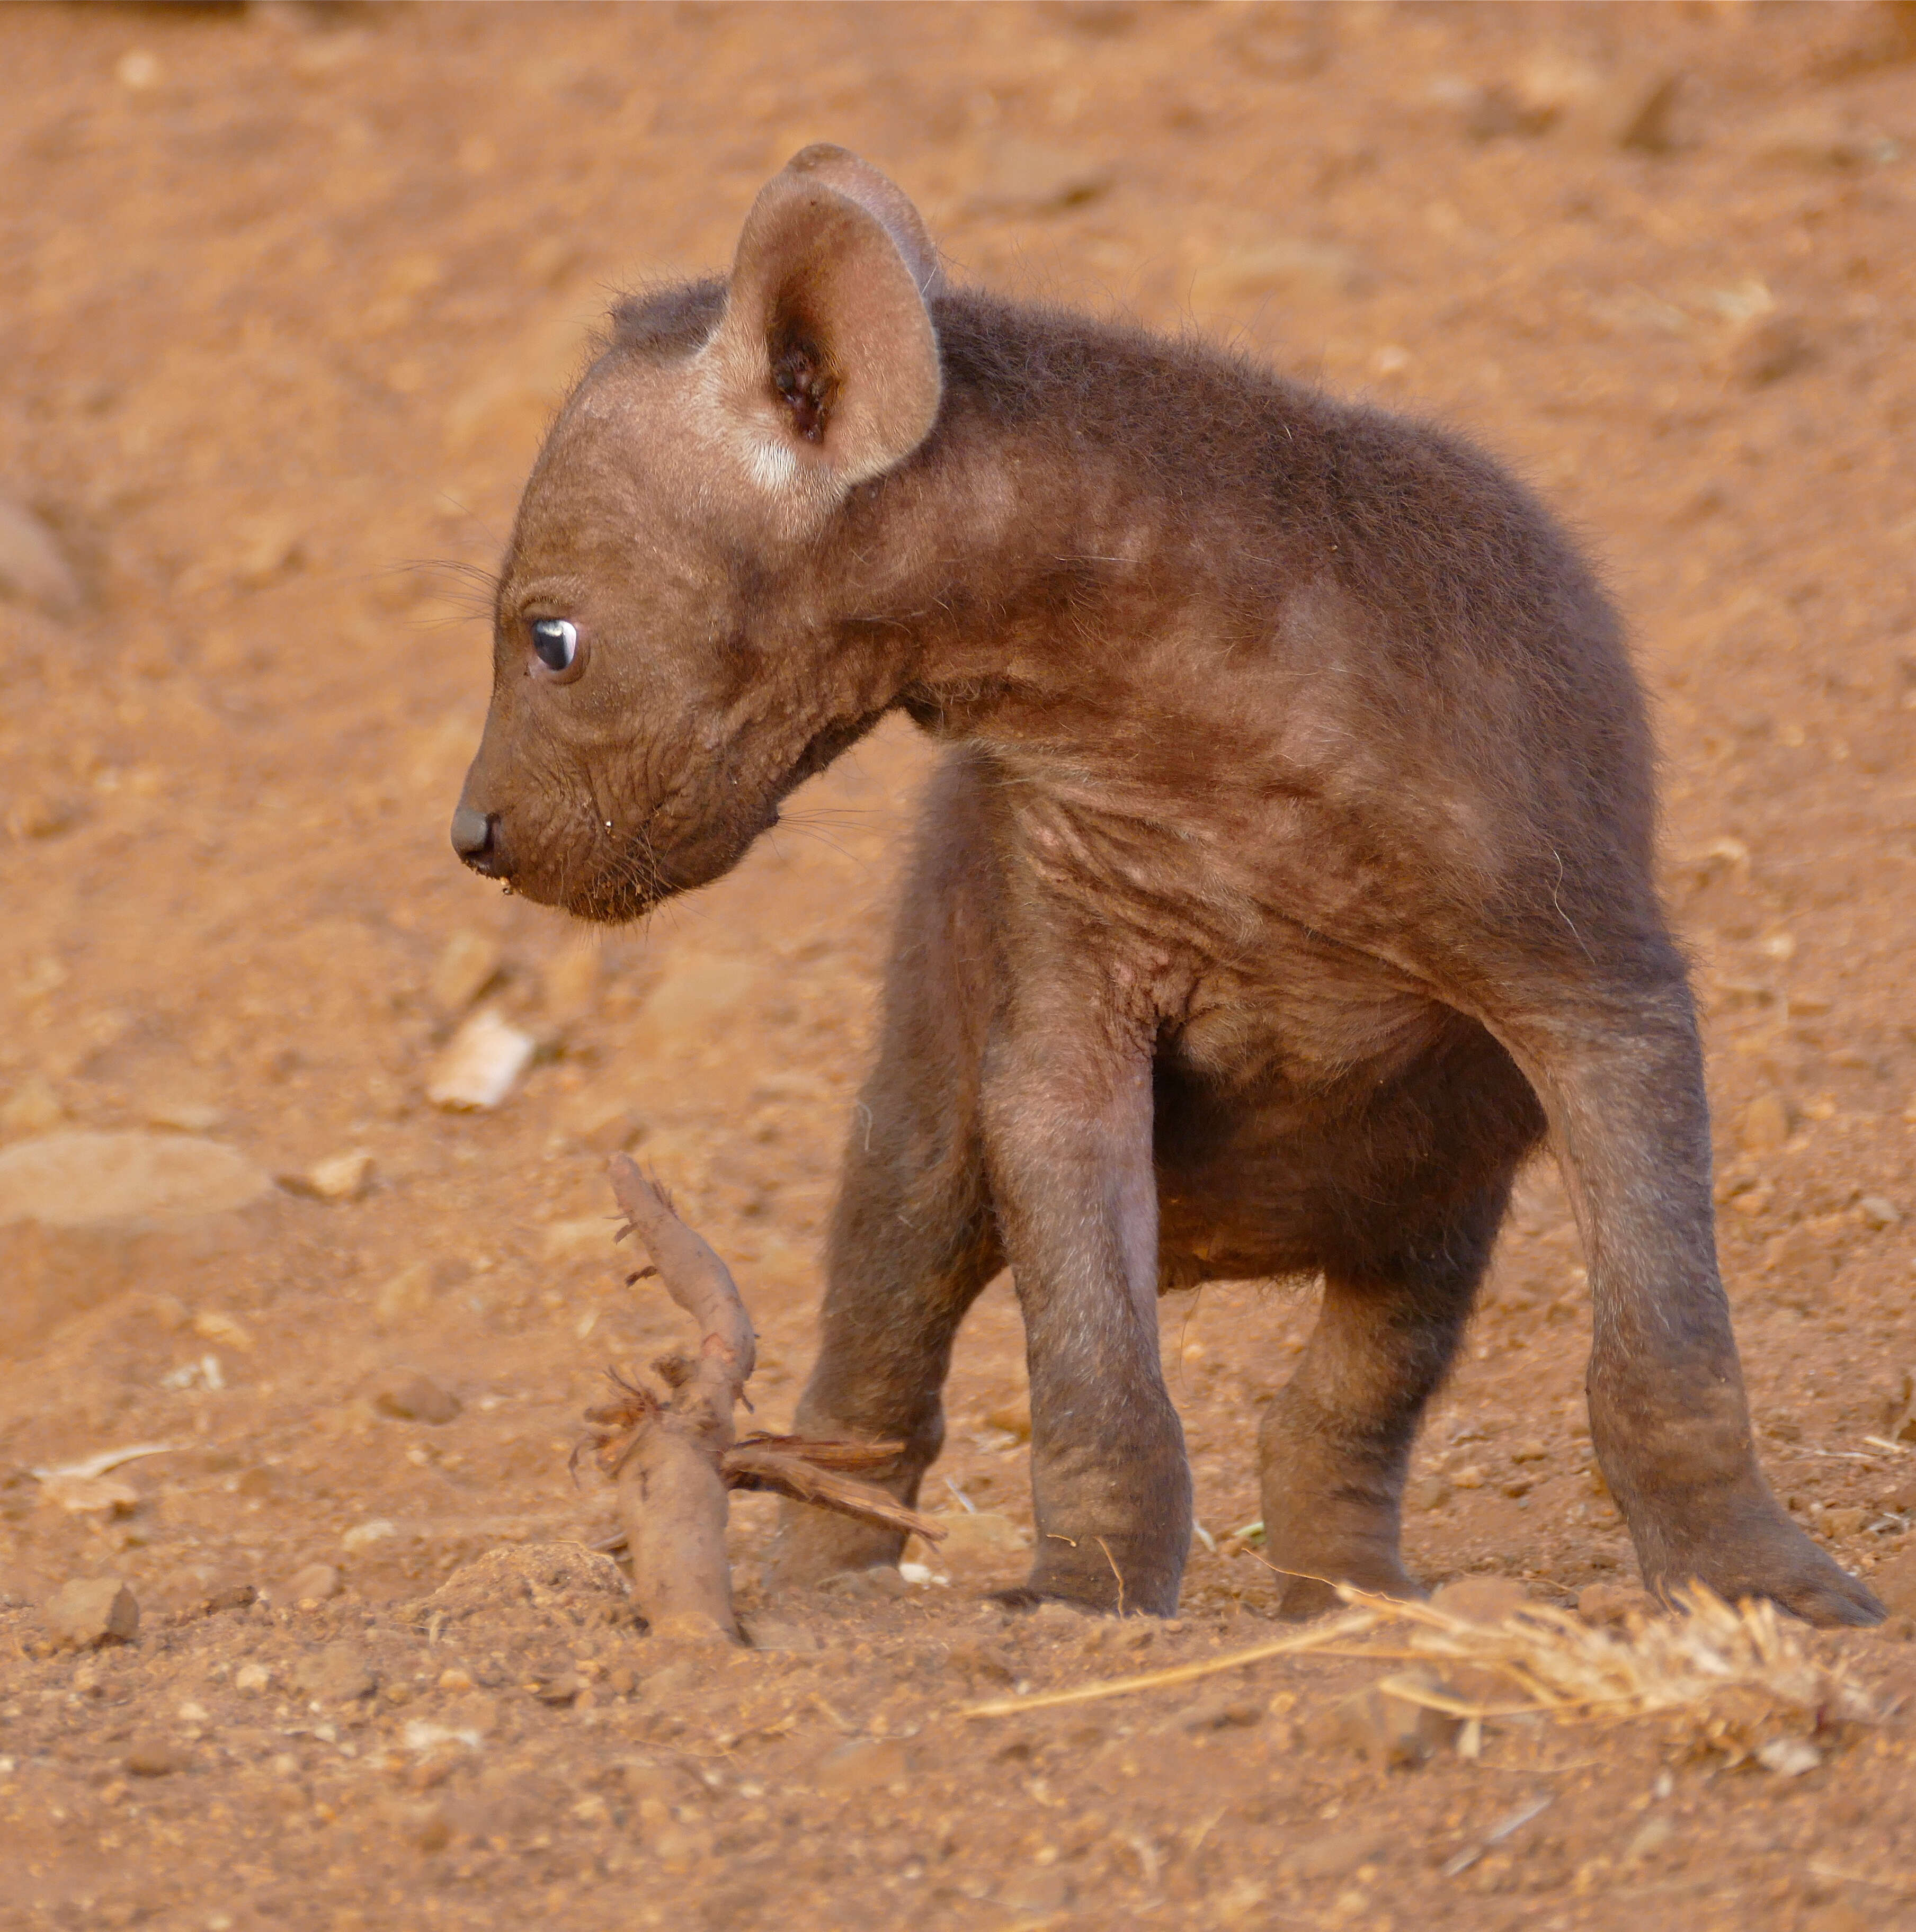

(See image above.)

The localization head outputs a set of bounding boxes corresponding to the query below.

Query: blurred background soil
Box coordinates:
[2,3,1915,1928]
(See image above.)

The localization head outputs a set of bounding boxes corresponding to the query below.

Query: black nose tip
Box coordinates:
[450,806,499,868]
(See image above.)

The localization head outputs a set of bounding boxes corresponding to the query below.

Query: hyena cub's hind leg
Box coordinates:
[1258,1176,1513,1619]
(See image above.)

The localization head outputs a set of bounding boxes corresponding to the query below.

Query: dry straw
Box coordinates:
[963,1583,1879,1750]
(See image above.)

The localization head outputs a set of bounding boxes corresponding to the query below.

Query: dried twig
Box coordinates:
[581,1155,940,1643]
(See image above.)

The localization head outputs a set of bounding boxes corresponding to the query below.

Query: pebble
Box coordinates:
[234,1662,272,1693]
[39,1473,139,1516]
[282,1561,341,1605]
[1430,1577,1531,1626]
[0,494,81,613]
[46,1576,140,1648]
[1450,1465,1486,1490]
[297,1150,375,1203]
[809,1737,912,1793]
[124,1737,188,1778]
[1822,1506,1867,1539]
[1621,1813,1674,1863]
[999,1870,1073,1915]
[1577,1581,1656,1627]
[1858,1196,1901,1231]
[428,931,503,1017]
[1,1131,276,1352]
[296,1643,376,1703]
[1407,1475,1452,1511]
[426,1009,535,1111]
[372,1369,462,1425]
[1284,1830,1391,1881]
[0,1130,272,1228]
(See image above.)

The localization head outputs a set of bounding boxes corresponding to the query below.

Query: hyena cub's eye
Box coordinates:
[530,618,578,672]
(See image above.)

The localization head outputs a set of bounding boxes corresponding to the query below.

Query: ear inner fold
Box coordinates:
[714,161,942,491]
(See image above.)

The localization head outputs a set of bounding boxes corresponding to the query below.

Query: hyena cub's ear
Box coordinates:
[705,145,942,497]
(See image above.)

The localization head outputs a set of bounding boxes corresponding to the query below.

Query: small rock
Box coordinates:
[534,1670,583,1706]
[1332,1676,1461,1768]
[39,1473,139,1516]
[296,1643,376,1703]
[375,1260,441,1325]
[565,1101,646,1156]
[46,1577,139,1648]
[143,1096,224,1134]
[943,1635,1014,1683]
[1284,1830,1390,1881]
[1407,1475,1452,1511]
[1755,1735,1821,1777]
[428,930,503,1017]
[1450,1465,1486,1490]
[1870,1547,1916,1618]
[1431,1577,1531,1626]
[809,1737,912,1793]
[0,495,81,613]
[282,1561,341,1605]
[1740,1092,1792,1154]
[1180,1694,1264,1732]
[341,1519,397,1551]
[233,512,303,587]
[1725,314,1815,389]
[1858,1196,1901,1231]
[1510,1442,1550,1464]
[1747,103,1878,169]
[234,1662,272,1693]
[288,1150,375,1203]
[1000,1870,1074,1914]
[372,1370,462,1425]
[124,1737,188,1778]
[1822,1506,1868,1539]
[1578,1581,1655,1627]
[1621,1813,1674,1863]
[427,1009,535,1111]
[0,1131,277,1353]
[193,1309,252,1352]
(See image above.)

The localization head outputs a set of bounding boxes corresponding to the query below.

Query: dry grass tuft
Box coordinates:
[965,1584,1879,1766]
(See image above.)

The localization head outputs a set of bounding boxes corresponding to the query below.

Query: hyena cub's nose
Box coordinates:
[450,806,506,875]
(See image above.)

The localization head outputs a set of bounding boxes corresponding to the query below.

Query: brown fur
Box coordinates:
[454,147,1881,1626]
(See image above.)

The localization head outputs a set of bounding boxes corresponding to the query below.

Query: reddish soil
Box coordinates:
[3,4,1916,1929]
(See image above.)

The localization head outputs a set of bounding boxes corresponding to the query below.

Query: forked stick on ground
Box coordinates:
[581,1153,943,1642]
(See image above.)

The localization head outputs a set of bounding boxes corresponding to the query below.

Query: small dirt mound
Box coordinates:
[404,1543,635,1634]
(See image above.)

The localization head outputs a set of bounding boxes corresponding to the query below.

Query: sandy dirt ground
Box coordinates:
[3,3,1916,1928]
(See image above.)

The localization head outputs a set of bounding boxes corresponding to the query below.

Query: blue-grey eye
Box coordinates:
[531,618,578,671]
